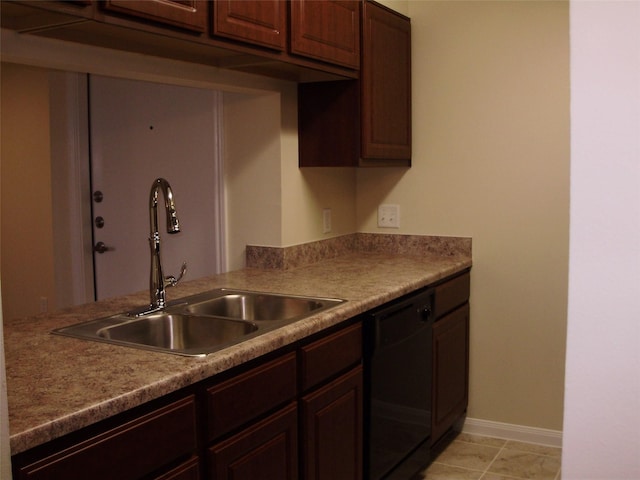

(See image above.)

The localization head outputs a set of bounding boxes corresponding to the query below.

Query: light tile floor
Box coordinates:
[420,433,562,480]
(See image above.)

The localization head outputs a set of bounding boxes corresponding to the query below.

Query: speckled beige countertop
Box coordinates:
[4,234,471,455]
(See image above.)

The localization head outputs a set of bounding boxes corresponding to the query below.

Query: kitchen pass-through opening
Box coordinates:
[49,72,225,307]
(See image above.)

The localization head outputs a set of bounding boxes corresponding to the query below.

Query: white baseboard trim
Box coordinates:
[462,417,563,448]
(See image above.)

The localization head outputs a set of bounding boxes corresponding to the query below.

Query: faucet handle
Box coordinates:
[165,262,187,288]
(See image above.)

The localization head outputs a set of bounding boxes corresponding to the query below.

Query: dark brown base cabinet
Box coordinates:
[301,366,363,480]
[299,323,364,480]
[431,272,471,450]
[208,403,298,480]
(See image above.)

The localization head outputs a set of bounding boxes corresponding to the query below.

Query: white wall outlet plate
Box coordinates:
[378,204,400,228]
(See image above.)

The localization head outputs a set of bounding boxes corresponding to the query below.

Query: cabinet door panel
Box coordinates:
[213,0,286,50]
[208,403,298,480]
[103,0,207,32]
[301,366,363,480]
[154,455,200,480]
[361,1,411,160]
[290,0,360,69]
[432,305,470,444]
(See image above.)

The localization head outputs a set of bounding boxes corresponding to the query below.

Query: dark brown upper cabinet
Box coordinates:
[213,0,287,51]
[102,0,207,32]
[290,0,361,70]
[360,0,411,161]
[298,1,411,167]
[1,0,361,82]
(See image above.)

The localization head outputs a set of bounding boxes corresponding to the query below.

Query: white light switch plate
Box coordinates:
[378,204,400,228]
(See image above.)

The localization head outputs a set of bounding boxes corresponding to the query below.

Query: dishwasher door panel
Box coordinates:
[364,288,434,480]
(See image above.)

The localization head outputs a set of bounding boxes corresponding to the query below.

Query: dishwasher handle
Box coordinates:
[368,288,434,352]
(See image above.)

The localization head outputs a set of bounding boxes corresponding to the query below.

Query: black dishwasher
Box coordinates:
[364,288,435,480]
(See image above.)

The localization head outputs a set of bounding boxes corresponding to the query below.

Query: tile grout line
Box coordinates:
[483,443,507,477]
[430,460,486,476]
[425,436,562,480]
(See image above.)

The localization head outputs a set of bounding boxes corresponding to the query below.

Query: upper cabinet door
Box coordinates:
[361,1,411,161]
[102,0,207,32]
[290,0,360,69]
[213,0,286,51]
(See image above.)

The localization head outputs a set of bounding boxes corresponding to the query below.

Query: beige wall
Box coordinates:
[0,63,56,319]
[223,90,284,269]
[224,83,357,256]
[358,1,570,430]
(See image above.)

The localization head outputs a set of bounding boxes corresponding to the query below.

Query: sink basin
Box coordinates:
[54,312,259,357]
[175,290,335,322]
[98,313,257,351]
[52,289,345,357]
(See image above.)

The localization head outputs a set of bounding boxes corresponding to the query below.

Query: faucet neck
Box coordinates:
[149,178,180,310]
[150,178,180,235]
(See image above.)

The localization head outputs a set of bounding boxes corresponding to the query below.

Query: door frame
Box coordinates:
[50,72,226,307]
[50,71,94,306]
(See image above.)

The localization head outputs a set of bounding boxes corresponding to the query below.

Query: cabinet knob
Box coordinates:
[420,306,432,321]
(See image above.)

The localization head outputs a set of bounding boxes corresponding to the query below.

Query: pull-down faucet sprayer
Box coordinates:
[148,177,186,311]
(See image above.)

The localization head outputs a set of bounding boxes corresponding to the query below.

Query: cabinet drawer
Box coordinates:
[16,396,197,480]
[206,352,297,441]
[434,272,470,319]
[300,323,362,391]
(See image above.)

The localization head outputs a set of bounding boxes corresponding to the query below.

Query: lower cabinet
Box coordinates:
[208,403,298,480]
[204,352,298,479]
[301,366,363,480]
[204,353,297,441]
[432,304,470,445]
[203,323,363,480]
[299,322,363,480]
[430,272,471,449]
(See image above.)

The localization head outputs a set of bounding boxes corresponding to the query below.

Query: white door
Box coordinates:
[89,75,223,301]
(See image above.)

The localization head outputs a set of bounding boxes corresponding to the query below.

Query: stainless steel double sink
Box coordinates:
[53,289,345,357]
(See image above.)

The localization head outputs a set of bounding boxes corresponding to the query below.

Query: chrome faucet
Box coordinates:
[148,178,186,311]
